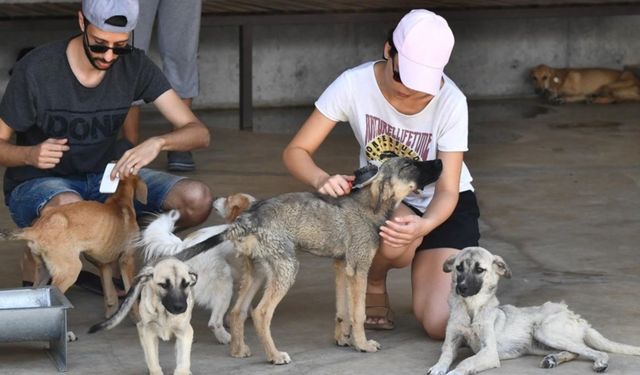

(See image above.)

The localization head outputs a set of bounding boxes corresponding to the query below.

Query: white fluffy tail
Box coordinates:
[586,327,640,355]
[140,210,228,263]
[140,210,186,262]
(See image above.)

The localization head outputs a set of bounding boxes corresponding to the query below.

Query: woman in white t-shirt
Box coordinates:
[282,9,480,339]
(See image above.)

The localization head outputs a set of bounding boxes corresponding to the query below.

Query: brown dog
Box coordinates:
[530,64,640,104]
[1,176,147,317]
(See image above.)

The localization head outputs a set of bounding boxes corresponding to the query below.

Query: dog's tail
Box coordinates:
[173,231,227,262]
[140,210,229,263]
[88,271,149,334]
[585,327,640,355]
[0,228,25,241]
[139,210,188,262]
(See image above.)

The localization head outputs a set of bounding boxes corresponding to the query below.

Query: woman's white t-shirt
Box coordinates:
[315,61,474,212]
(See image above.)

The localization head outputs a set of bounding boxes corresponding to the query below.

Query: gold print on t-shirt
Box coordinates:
[365,134,420,161]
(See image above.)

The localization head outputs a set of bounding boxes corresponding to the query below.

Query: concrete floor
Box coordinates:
[0,98,639,374]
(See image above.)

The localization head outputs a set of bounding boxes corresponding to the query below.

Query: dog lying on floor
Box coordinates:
[0,175,146,318]
[140,193,256,344]
[427,246,640,375]
[170,157,443,364]
[530,64,640,104]
[90,257,197,375]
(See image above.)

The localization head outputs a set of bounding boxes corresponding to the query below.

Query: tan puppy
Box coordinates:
[428,247,640,375]
[1,176,147,317]
[530,64,640,104]
[90,257,198,375]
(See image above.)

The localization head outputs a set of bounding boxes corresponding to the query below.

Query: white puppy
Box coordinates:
[140,193,255,344]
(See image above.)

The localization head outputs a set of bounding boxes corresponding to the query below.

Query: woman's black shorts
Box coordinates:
[406,190,480,251]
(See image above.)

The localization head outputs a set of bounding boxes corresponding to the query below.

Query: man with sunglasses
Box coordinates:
[283,10,480,338]
[0,0,213,288]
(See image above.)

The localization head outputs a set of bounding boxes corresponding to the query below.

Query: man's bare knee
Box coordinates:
[163,180,213,227]
[41,192,82,214]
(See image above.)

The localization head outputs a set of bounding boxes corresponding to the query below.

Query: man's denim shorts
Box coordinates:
[7,168,185,228]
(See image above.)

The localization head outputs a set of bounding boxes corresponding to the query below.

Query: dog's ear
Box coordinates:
[135,178,148,205]
[135,265,154,283]
[188,270,198,286]
[227,194,253,222]
[369,179,384,214]
[493,255,512,279]
[442,254,457,273]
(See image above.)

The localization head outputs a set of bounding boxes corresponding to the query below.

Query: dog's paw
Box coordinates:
[356,339,380,353]
[149,368,163,375]
[427,363,448,375]
[593,360,609,373]
[549,96,565,105]
[230,343,251,358]
[446,371,464,375]
[66,331,78,342]
[268,351,291,365]
[335,334,351,347]
[212,327,231,345]
[540,355,558,368]
[173,368,190,375]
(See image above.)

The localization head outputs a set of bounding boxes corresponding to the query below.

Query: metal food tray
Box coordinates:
[0,286,74,372]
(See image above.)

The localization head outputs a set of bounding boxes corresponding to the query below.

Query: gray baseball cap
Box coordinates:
[82,0,139,33]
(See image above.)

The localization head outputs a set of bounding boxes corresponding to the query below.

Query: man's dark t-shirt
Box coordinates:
[0,38,171,200]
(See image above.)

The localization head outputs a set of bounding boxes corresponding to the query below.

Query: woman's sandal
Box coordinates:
[364,292,395,330]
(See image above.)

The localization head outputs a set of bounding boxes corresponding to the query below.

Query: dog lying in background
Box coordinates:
[170,157,443,365]
[428,247,640,375]
[90,257,197,375]
[1,176,146,318]
[140,193,255,344]
[530,64,640,104]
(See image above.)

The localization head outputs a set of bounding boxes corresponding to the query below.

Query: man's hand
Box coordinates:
[317,174,355,197]
[112,137,164,179]
[379,214,427,248]
[27,138,69,169]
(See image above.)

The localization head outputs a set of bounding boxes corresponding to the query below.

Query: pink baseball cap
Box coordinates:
[393,9,455,95]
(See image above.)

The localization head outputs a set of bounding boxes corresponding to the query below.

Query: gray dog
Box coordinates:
[174,156,442,364]
[428,246,640,375]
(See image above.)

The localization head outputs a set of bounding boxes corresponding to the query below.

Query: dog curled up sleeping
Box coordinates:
[140,193,256,344]
[171,157,443,365]
[428,247,640,375]
[0,175,147,318]
[89,257,197,375]
[530,64,640,104]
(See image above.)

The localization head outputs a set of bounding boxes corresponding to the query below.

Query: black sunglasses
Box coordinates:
[83,22,134,55]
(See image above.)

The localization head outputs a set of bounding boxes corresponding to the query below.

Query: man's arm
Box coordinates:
[0,119,68,168]
[111,89,210,179]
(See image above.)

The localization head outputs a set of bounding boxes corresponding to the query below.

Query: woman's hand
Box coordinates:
[317,174,355,197]
[379,214,427,248]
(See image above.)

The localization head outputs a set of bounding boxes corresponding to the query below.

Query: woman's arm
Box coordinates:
[283,109,354,197]
[379,151,463,247]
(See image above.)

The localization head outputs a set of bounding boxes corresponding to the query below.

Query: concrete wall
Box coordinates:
[1,13,639,110]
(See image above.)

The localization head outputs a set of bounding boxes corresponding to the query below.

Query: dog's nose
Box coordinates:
[168,301,187,315]
[456,284,468,295]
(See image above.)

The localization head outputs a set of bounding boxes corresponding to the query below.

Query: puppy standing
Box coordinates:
[0,175,146,317]
[140,193,255,344]
[171,157,443,365]
[89,257,197,375]
[428,247,640,375]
